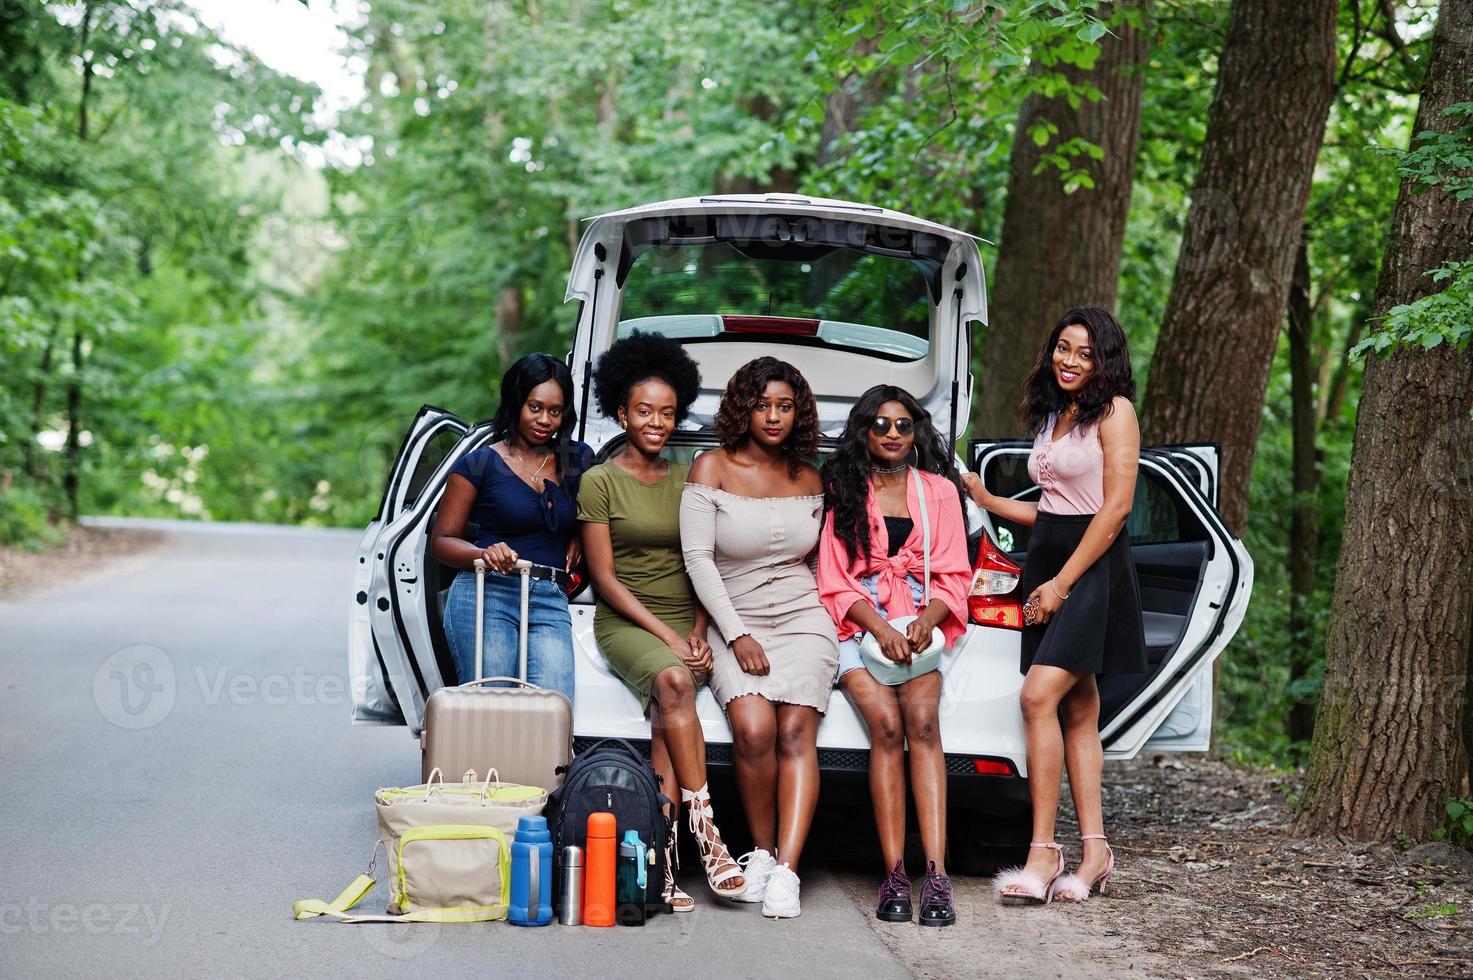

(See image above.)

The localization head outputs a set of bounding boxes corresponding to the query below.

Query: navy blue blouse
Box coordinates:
[449,441,594,569]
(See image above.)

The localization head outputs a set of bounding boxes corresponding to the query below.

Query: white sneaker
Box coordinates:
[761,863,801,919]
[735,848,777,904]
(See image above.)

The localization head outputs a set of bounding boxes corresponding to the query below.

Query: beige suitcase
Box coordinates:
[420,559,573,790]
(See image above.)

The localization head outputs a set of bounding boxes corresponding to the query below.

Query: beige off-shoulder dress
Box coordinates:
[679,484,838,713]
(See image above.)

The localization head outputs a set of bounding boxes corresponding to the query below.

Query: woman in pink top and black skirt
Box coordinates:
[962,306,1147,907]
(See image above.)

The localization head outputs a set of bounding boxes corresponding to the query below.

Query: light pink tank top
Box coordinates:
[1027,413,1105,515]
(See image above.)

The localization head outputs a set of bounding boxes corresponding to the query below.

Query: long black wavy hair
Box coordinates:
[713,357,820,478]
[1020,306,1136,438]
[491,352,578,461]
[592,330,702,422]
[821,384,961,563]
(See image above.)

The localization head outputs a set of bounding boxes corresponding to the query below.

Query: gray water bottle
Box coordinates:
[558,845,584,925]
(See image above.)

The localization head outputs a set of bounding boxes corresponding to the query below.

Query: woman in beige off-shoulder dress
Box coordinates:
[680,357,838,921]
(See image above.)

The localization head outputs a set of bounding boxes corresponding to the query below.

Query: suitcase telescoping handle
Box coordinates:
[456,677,542,690]
[470,557,533,683]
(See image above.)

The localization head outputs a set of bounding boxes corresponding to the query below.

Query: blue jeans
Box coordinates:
[442,569,575,706]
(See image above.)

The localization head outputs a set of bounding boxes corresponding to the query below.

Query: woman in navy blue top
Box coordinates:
[431,353,593,701]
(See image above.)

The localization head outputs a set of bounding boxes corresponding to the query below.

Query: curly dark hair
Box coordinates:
[1020,306,1136,438]
[821,384,962,564]
[592,330,702,423]
[713,357,820,478]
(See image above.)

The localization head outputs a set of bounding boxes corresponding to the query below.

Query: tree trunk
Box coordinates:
[1297,0,1473,840]
[1286,232,1319,745]
[77,1,95,142]
[1139,0,1337,534]
[972,0,1148,437]
[495,285,523,370]
[815,34,882,168]
[63,328,83,521]
[1319,303,1367,424]
[25,316,61,480]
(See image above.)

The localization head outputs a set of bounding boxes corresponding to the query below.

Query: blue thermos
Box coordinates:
[509,815,553,926]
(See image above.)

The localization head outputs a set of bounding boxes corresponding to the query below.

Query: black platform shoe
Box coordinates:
[875,860,913,922]
[918,861,956,927]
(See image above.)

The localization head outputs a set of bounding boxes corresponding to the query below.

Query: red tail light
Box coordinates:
[721,315,820,335]
[969,532,1024,630]
[972,758,1016,776]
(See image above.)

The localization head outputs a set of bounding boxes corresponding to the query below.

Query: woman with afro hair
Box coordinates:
[578,330,747,910]
[679,356,838,920]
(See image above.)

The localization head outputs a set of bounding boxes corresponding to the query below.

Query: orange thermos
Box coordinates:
[583,812,617,927]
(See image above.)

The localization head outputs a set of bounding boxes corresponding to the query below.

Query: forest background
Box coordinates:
[0,0,1467,823]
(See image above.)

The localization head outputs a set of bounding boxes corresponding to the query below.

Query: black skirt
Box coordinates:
[1018,512,1147,676]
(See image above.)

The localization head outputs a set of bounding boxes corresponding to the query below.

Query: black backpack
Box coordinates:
[546,738,673,916]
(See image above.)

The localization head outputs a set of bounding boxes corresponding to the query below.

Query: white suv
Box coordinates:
[347,195,1254,872]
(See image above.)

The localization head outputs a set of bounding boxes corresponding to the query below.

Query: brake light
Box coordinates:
[972,758,1015,776]
[969,532,1024,630]
[721,315,820,335]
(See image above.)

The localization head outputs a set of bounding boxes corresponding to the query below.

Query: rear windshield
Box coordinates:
[617,241,934,360]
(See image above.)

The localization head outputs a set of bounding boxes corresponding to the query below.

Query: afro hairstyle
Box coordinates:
[592,330,703,423]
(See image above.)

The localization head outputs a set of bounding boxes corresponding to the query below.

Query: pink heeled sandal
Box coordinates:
[992,842,1065,905]
[1051,834,1115,902]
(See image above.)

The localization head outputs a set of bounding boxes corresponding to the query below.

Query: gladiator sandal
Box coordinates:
[680,784,747,899]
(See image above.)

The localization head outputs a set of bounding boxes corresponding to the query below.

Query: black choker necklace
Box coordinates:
[871,461,908,474]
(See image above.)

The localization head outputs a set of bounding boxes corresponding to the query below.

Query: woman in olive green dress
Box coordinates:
[579,331,746,910]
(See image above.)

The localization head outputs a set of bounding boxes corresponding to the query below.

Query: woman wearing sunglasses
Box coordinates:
[815,385,972,927]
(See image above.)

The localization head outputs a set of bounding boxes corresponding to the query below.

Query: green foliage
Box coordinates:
[0,2,324,538]
[1353,260,1473,358]
[791,0,1113,232]
[1403,903,1460,920]
[1431,797,1473,849]
[1394,99,1473,200]
[0,482,65,552]
[1354,96,1473,364]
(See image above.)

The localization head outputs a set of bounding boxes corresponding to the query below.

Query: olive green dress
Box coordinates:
[578,459,698,711]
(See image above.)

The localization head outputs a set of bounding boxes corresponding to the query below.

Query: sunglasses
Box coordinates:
[869,417,915,438]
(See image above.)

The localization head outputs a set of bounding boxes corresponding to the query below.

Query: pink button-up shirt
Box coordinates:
[816,469,973,647]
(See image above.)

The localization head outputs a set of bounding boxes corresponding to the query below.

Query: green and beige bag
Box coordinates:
[293,769,547,923]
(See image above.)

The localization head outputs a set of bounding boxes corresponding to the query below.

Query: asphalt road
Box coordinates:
[0,523,914,980]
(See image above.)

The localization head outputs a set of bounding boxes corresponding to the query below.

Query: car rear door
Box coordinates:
[351,405,467,726]
[969,438,1253,757]
[563,195,988,452]
[372,418,501,733]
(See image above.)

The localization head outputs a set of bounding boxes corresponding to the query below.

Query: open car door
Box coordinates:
[369,417,501,733]
[969,438,1253,757]
[349,406,467,726]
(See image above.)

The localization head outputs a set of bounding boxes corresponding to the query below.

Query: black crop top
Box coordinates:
[883,515,914,557]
